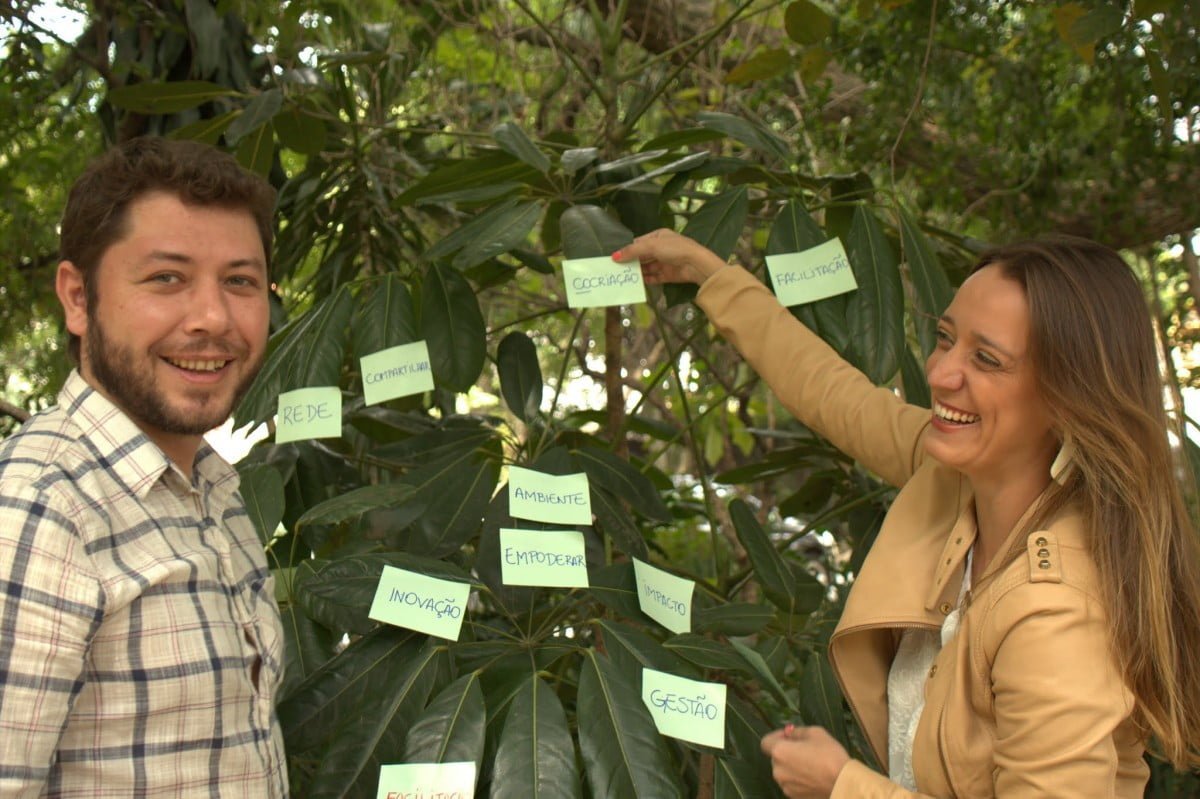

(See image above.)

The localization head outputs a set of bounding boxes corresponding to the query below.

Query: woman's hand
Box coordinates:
[612,228,729,285]
[760,725,851,799]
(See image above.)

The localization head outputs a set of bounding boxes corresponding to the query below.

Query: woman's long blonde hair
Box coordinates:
[979,236,1200,769]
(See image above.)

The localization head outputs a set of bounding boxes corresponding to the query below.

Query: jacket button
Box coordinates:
[1035,536,1048,547]
[1039,559,1051,569]
[928,664,938,678]
[1037,548,1050,558]
[939,602,952,615]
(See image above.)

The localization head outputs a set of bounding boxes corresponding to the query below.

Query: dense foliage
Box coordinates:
[2,0,1199,795]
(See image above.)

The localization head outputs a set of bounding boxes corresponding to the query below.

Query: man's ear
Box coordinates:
[56,261,89,337]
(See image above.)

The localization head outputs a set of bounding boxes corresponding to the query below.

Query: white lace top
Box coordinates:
[886,548,973,790]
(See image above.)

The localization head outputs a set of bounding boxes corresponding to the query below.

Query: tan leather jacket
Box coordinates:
[696,266,1148,797]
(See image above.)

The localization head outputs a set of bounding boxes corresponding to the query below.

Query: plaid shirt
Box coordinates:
[0,372,287,797]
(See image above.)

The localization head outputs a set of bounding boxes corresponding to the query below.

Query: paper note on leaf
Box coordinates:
[765,238,857,306]
[633,557,693,634]
[499,528,589,587]
[563,257,647,308]
[360,341,435,405]
[376,762,476,799]
[508,466,592,525]
[276,387,342,443]
[642,667,727,749]
[368,566,470,641]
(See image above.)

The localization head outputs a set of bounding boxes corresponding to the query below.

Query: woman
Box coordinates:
[613,230,1200,797]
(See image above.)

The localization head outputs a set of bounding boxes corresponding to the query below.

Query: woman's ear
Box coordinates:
[56,261,89,338]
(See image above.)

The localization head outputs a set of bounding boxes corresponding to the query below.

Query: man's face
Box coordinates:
[64,191,270,448]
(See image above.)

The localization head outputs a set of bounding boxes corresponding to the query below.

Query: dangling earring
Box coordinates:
[1050,432,1076,484]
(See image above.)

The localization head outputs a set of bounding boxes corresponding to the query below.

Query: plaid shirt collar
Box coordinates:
[58,370,238,500]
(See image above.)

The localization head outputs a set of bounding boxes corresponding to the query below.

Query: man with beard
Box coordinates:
[0,137,287,796]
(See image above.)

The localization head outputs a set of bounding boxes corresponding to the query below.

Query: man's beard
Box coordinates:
[85,314,261,437]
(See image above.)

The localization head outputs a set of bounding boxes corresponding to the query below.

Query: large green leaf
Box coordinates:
[398,154,539,205]
[577,651,684,799]
[559,205,635,259]
[586,564,644,630]
[696,112,790,162]
[729,499,823,615]
[491,674,582,799]
[493,122,551,173]
[455,202,543,269]
[352,274,419,362]
[403,440,502,557]
[725,47,792,85]
[767,200,826,255]
[595,619,696,680]
[844,206,904,383]
[106,80,235,113]
[295,552,473,634]
[664,633,754,674]
[574,445,671,522]
[237,463,285,545]
[278,604,336,701]
[589,487,649,560]
[797,650,849,748]
[729,640,796,713]
[420,263,487,392]
[273,105,327,156]
[236,286,355,427]
[167,111,237,145]
[682,187,749,261]
[692,602,775,636]
[295,482,420,530]
[277,627,420,752]
[497,331,543,423]
[899,208,953,357]
[306,640,445,798]
[226,88,284,145]
[784,0,834,45]
[900,346,931,409]
[715,756,779,799]
[235,123,275,176]
[614,152,709,191]
[401,672,487,768]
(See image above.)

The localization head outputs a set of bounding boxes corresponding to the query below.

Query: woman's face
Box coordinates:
[923,265,1057,486]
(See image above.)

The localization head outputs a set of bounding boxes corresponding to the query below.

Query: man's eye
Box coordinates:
[150,274,179,284]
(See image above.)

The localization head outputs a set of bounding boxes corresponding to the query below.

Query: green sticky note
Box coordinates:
[275,387,342,444]
[633,557,693,634]
[368,566,471,641]
[641,667,727,749]
[765,238,857,307]
[563,257,647,308]
[360,341,435,405]
[508,466,592,525]
[499,528,589,588]
[376,761,477,799]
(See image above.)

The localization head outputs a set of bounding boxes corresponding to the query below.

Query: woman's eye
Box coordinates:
[934,329,953,346]
[976,351,1002,368]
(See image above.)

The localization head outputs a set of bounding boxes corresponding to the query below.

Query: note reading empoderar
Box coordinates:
[376,761,476,799]
[499,528,589,588]
[641,667,727,749]
[563,256,647,309]
[508,466,592,525]
[275,387,342,444]
[764,237,857,307]
[632,557,693,635]
[360,341,435,406]
[368,566,471,641]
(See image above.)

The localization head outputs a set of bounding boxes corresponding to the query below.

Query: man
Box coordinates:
[0,137,287,796]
